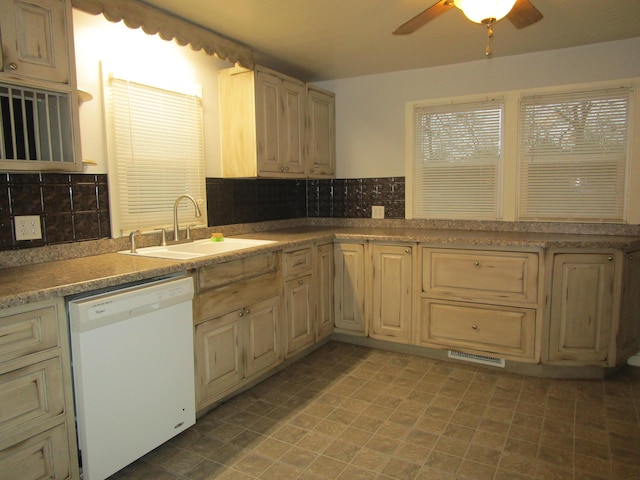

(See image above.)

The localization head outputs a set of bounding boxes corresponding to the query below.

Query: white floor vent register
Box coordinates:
[448,350,506,368]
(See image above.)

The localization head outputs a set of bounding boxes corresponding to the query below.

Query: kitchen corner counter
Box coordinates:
[1,225,639,309]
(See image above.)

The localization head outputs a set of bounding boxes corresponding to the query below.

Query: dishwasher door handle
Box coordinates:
[129,303,161,317]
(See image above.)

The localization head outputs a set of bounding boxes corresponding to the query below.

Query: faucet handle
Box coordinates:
[129,230,141,253]
[154,228,167,246]
[186,224,197,240]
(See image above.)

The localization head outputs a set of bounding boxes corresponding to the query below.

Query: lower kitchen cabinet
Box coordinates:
[619,249,640,362]
[195,295,282,410]
[0,298,79,479]
[334,242,366,335]
[369,243,413,343]
[417,245,542,363]
[315,242,334,341]
[418,298,536,361]
[193,252,283,412]
[244,297,282,377]
[547,251,620,365]
[195,310,243,401]
[284,246,315,357]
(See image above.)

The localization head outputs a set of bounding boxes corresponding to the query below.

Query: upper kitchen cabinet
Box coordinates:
[0,0,81,171]
[218,65,335,178]
[306,85,335,178]
[0,0,71,84]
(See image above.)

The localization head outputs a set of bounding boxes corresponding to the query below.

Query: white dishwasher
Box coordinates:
[68,275,196,480]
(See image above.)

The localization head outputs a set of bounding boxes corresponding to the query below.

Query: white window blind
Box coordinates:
[412,100,503,219]
[107,76,206,235]
[518,88,631,222]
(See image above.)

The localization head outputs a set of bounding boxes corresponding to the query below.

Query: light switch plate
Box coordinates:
[372,206,385,219]
[15,215,42,240]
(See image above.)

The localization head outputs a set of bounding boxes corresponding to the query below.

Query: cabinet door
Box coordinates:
[194,311,243,408]
[285,275,315,356]
[0,0,70,83]
[0,423,71,480]
[334,243,366,334]
[280,79,306,175]
[316,243,334,341]
[370,244,413,342]
[255,70,282,173]
[244,296,282,378]
[548,253,617,364]
[307,86,336,178]
[618,250,640,361]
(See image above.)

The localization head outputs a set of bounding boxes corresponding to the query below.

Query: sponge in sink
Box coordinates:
[210,233,224,242]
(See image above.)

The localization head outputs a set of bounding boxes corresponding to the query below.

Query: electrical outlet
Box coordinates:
[372,206,385,219]
[15,215,42,241]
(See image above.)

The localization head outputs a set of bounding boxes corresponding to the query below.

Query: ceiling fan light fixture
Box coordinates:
[453,0,517,23]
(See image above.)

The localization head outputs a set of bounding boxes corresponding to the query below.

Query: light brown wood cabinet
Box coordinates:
[334,242,366,335]
[369,243,413,343]
[0,298,79,479]
[284,246,315,357]
[546,250,622,366]
[418,246,541,363]
[0,0,71,84]
[619,249,640,363]
[306,86,336,178]
[193,252,283,411]
[0,0,82,172]
[218,65,335,178]
[315,242,334,341]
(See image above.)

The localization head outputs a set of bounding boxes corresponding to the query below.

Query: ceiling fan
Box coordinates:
[393,0,543,55]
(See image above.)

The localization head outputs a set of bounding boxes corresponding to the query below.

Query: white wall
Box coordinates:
[73,10,232,177]
[317,37,640,179]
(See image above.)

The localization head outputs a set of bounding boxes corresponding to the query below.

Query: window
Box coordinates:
[105,75,206,235]
[410,99,503,220]
[518,88,631,222]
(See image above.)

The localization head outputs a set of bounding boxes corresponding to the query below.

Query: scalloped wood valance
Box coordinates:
[72,0,254,69]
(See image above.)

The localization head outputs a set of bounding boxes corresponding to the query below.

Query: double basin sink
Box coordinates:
[120,237,276,260]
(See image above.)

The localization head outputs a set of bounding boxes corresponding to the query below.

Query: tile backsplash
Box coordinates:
[0,174,405,250]
[0,173,110,250]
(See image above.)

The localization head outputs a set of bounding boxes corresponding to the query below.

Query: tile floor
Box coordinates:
[110,341,640,480]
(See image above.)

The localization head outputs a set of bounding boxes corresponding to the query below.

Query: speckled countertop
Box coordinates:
[2,224,639,310]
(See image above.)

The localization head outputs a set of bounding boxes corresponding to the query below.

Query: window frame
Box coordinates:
[406,79,639,224]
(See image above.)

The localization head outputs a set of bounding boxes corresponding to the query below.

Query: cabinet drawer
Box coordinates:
[0,423,71,480]
[418,299,536,361]
[0,305,60,364]
[284,247,312,277]
[0,357,65,436]
[194,270,280,324]
[198,252,277,291]
[422,248,539,304]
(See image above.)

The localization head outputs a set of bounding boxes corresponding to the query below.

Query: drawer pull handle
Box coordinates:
[472,324,478,330]
[474,261,480,266]
[294,260,305,266]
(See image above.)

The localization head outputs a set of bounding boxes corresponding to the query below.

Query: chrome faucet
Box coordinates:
[172,194,202,242]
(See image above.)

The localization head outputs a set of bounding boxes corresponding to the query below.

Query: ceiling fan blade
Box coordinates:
[393,0,454,35]
[507,0,543,28]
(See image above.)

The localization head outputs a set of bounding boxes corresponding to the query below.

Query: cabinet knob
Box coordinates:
[405,248,411,254]
[280,167,285,172]
[629,255,634,261]
[311,168,315,173]
[8,63,18,71]
[238,311,244,317]
[285,166,290,172]
[244,308,251,314]
[298,279,304,285]
[474,261,480,267]
[472,324,478,330]
[608,256,613,262]
[318,247,322,252]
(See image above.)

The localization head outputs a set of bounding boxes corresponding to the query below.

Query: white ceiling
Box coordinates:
[140,0,640,82]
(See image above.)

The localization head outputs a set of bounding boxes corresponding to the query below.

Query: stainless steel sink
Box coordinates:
[119,237,276,260]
